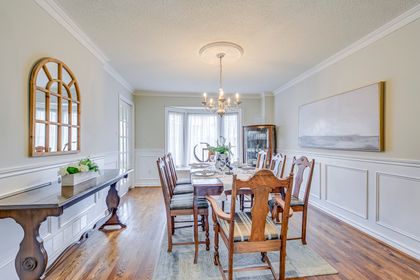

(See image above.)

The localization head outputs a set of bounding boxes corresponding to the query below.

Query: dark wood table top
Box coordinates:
[0,169,132,210]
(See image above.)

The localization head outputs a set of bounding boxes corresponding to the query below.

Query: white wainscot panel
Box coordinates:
[376,172,420,242]
[325,164,368,219]
[308,162,321,199]
[135,149,164,186]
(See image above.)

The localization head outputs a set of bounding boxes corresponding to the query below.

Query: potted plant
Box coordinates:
[59,158,99,186]
[208,142,232,172]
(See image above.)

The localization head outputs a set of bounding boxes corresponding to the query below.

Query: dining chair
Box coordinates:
[164,154,193,195]
[239,150,268,211]
[270,156,315,245]
[167,153,192,185]
[207,169,294,280]
[269,153,286,178]
[157,157,210,252]
[255,150,268,169]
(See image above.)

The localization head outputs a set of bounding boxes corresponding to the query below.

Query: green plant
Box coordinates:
[59,158,99,176]
[208,145,231,155]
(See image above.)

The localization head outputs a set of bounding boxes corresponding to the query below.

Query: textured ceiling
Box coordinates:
[55,0,420,94]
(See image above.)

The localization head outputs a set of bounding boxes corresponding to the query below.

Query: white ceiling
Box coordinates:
[55,0,420,94]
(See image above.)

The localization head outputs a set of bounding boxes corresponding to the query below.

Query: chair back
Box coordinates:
[230,170,293,242]
[269,153,286,178]
[167,153,178,181]
[290,156,315,203]
[156,157,172,210]
[255,150,267,170]
[163,154,177,193]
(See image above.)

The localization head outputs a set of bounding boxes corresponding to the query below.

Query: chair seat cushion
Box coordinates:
[170,194,208,210]
[218,212,281,242]
[173,184,194,195]
[268,196,305,210]
[176,177,191,185]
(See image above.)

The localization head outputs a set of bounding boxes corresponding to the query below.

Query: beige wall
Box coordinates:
[0,1,133,277]
[0,0,132,168]
[135,94,264,149]
[274,18,420,160]
[273,17,420,259]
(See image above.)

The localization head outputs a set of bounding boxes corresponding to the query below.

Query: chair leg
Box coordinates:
[201,215,205,231]
[171,216,175,235]
[260,252,267,262]
[302,207,308,245]
[279,240,286,280]
[213,223,220,266]
[228,248,234,280]
[205,214,210,251]
[167,216,173,252]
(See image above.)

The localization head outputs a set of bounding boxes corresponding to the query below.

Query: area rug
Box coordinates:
[153,221,337,279]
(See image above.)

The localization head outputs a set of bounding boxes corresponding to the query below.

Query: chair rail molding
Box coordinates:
[279,149,420,260]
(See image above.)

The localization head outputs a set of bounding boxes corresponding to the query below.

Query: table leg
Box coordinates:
[193,193,199,264]
[99,183,126,230]
[0,208,62,280]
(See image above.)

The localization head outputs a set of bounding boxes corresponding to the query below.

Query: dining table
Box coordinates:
[190,165,255,264]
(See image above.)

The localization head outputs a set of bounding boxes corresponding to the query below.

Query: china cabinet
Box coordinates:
[243,124,276,166]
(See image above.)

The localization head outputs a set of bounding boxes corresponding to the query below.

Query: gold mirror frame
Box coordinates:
[29,57,81,156]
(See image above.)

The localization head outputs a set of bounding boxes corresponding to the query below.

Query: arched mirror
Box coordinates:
[30,57,81,156]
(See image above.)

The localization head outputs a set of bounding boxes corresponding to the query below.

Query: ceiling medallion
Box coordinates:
[199,42,243,117]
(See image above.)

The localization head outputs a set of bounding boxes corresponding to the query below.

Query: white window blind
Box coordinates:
[167,112,184,167]
[186,114,218,164]
[223,114,239,162]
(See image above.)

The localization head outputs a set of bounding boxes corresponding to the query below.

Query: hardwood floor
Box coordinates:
[46,188,420,280]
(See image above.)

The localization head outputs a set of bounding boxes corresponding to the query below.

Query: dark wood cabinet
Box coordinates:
[243,124,276,166]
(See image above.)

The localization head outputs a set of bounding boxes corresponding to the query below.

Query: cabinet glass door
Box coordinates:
[244,127,269,166]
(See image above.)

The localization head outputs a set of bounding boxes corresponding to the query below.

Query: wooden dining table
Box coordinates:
[191,168,255,263]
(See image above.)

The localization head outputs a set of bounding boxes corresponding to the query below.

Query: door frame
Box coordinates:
[118,94,135,189]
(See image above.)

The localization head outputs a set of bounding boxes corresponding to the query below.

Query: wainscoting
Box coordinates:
[0,151,129,279]
[280,149,420,260]
[135,149,164,186]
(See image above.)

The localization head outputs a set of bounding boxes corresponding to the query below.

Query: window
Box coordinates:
[167,112,184,166]
[223,114,239,161]
[186,114,218,164]
[166,108,241,167]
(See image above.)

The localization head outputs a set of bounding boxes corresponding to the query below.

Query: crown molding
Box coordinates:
[103,64,134,92]
[273,4,420,95]
[133,90,263,99]
[34,0,134,92]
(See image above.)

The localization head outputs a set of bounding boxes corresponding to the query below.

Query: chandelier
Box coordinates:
[200,42,243,117]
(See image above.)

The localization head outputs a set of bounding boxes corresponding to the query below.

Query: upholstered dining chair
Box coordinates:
[157,157,210,252]
[167,153,192,184]
[164,154,193,195]
[207,169,294,280]
[270,156,315,245]
[269,153,286,178]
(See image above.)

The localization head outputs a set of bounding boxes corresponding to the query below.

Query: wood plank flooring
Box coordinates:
[46,188,420,280]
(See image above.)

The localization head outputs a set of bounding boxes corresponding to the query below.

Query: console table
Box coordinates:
[0,169,132,280]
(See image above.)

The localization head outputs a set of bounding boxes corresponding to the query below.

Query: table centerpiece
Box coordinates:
[59,158,99,186]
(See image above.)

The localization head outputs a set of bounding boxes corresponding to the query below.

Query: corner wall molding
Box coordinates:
[273,4,420,95]
[133,90,263,99]
[34,0,134,92]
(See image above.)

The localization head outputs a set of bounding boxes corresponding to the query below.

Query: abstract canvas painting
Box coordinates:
[298,82,384,151]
